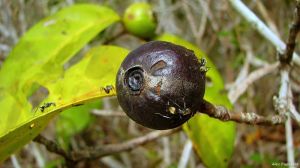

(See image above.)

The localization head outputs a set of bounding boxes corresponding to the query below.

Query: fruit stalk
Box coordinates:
[198,100,287,125]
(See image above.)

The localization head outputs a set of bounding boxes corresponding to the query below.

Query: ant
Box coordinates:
[154,97,192,120]
[166,97,192,116]
[102,85,114,94]
[36,102,56,113]
[199,58,209,73]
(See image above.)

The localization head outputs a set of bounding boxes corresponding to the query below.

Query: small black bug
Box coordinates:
[37,102,56,112]
[102,85,114,94]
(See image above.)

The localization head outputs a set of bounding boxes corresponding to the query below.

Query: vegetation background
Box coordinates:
[0,0,299,167]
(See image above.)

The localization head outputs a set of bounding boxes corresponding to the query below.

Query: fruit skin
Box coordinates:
[116,41,206,130]
[123,2,157,39]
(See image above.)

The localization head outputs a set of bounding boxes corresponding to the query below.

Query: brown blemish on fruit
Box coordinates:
[128,14,135,20]
[155,80,163,95]
[150,60,167,74]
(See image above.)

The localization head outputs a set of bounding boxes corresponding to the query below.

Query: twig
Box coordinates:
[182,0,198,39]
[281,1,300,64]
[178,140,193,168]
[91,109,126,117]
[101,156,125,168]
[278,70,296,167]
[162,137,171,165]
[103,29,126,45]
[199,100,287,125]
[285,115,295,167]
[120,153,131,167]
[228,62,279,103]
[290,69,300,91]
[235,44,252,84]
[275,1,300,166]
[33,134,74,166]
[249,57,268,67]
[276,2,300,164]
[30,143,45,167]
[65,0,74,5]
[71,128,181,161]
[255,1,280,36]
[0,0,18,43]
[228,0,300,66]
[289,99,300,122]
[182,0,209,45]
[18,0,27,35]
[10,155,21,168]
[155,0,181,34]
[0,44,10,52]
[197,0,209,41]
[226,44,252,92]
[281,76,300,122]
[274,79,300,122]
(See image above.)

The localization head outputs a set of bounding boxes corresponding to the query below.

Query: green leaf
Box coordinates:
[0,3,121,161]
[0,4,120,92]
[45,45,129,102]
[49,45,128,149]
[156,34,236,168]
[0,45,128,162]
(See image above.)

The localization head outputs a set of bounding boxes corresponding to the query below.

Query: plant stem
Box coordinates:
[228,0,300,66]
[71,128,181,161]
[199,100,287,125]
[280,0,300,64]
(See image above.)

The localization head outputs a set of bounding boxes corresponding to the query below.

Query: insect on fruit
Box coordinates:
[116,41,206,130]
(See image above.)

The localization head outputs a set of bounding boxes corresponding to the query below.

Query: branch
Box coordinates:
[10,155,21,168]
[289,97,300,122]
[33,134,75,166]
[278,70,296,166]
[103,29,126,45]
[276,1,300,165]
[182,0,198,39]
[228,62,279,103]
[181,0,208,45]
[71,128,181,161]
[255,1,280,36]
[91,109,126,117]
[228,0,300,66]
[34,128,180,164]
[280,0,300,64]
[199,100,287,125]
[285,115,295,166]
[178,140,193,168]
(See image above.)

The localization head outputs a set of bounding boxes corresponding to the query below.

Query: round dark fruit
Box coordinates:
[116,41,206,130]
